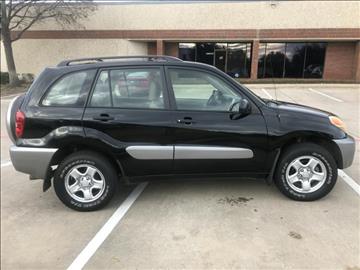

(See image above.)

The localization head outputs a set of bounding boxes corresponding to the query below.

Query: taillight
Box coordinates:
[15,110,25,138]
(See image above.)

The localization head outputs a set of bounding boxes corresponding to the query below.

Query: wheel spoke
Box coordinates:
[82,189,93,200]
[310,172,325,183]
[69,182,81,194]
[288,173,300,184]
[292,160,303,171]
[301,180,311,191]
[306,158,320,171]
[85,167,97,178]
[69,168,83,180]
[91,179,104,190]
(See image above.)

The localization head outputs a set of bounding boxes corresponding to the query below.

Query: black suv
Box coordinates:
[6,56,355,211]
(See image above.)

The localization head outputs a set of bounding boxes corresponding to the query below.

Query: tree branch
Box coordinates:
[8,0,97,42]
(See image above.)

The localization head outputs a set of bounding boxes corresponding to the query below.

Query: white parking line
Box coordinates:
[67,182,148,270]
[308,88,344,102]
[261,88,273,99]
[338,170,360,196]
[1,161,12,167]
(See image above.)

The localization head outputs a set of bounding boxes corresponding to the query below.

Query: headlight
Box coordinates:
[329,116,346,132]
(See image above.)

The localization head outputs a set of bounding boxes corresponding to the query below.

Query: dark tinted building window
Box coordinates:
[227,43,251,78]
[196,43,215,65]
[284,43,306,78]
[178,42,252,78]
[257,43,266,78]
[179,43,196,61]
[258,42,327,79]
[264,43,286,78]
[304,43,326,78]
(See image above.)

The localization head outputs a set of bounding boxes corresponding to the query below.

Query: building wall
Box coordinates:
[1,39,147,75]
[28,1,360,31]
[324,42,357,81]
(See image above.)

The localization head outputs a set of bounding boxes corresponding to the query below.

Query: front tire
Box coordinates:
[54,151,117,211]
[275,143,337,201]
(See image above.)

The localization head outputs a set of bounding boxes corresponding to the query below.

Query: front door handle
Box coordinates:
[177,117,194,125]
[93,113,114,121]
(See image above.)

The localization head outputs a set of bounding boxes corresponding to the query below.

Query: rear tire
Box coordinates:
[275,143,337,201]
[54,151,117,211]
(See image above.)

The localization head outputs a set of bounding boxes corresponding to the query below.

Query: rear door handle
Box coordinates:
[177,117,194,125]
[93,114,114,121]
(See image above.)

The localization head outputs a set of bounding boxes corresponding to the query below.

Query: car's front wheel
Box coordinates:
[275,143,338,201]
[54,151,117,211]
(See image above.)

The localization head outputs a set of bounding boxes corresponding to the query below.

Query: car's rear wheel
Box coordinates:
[275,143,338,201]
[54,151,117,211]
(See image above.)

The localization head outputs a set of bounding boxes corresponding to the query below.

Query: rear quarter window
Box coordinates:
[42,70,96,107]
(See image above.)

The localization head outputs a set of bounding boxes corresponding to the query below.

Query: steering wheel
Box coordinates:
[206,90,225,107]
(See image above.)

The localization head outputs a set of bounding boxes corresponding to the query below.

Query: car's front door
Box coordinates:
[166,67,268,176]
[82,66,174,177]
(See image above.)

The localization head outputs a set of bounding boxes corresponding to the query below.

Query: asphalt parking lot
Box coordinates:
[1,84,359,270]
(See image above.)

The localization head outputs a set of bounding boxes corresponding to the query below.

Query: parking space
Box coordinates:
[1,84,359,269]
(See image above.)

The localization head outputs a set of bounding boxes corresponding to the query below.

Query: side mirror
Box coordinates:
[229,99,251,120]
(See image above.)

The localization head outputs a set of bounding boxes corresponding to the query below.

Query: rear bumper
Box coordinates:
[9,146,58,179]
[333,136,356,169]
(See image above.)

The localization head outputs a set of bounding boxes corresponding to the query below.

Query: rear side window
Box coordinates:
[42,70,96,107]
[89,68,165,109]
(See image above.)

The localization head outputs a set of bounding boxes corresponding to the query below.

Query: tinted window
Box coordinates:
[258,42,327,79]
[179,43,196,61]
[227,43,251,78]
[169,68,241,111]
[264,43,286,78]
[90,68,165,109]
[284,43,306,78]
[257,43,267,78]
[42,70,95,107]
[304,43,326,78]
[178,42,252,78]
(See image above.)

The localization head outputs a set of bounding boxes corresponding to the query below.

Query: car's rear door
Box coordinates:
[82,65,174,177]
[165,66,268,176]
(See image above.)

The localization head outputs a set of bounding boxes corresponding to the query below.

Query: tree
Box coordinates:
[1,0,96,86]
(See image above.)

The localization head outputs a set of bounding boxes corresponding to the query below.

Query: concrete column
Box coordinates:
[354,41,360,82]
[250,40,260,80]
[156,39,164,55]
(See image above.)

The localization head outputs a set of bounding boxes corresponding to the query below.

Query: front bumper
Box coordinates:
[9,146,58,179]
[333,135,356,169]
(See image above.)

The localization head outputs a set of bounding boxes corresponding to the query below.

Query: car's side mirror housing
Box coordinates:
[229,99,252,120]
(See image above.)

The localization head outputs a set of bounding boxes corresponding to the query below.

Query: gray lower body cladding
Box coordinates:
[9,146,57,179]
[333,135,356,169]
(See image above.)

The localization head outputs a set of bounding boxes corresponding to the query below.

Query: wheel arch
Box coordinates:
[49,142,126,180]
[279,133,342,169]
[267,132,342,184]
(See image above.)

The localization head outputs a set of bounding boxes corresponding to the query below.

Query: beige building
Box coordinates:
[1,0,360,81]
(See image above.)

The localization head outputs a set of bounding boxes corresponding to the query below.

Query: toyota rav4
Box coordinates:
[6,56,355,211]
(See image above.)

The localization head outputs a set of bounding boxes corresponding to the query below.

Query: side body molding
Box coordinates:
[125,145,253,160]
[174,146,254,159]
[126,146,173,160]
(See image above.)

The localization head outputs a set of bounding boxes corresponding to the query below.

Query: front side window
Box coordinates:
[90,68,165,109]
[169,68,241,112]
[42,70,96,107]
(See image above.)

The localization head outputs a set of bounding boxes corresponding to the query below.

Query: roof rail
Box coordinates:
[57,55,182,66]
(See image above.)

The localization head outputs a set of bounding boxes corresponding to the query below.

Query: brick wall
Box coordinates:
[147,42,156,55]
[354,41,360,82]
[323,42,357,81]
[165,42,179,57]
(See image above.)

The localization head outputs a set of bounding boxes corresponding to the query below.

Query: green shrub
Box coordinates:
[1,72,9,84]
